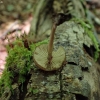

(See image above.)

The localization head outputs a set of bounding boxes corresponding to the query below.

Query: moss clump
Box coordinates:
[0,37,48,97]
[0,40,33,96]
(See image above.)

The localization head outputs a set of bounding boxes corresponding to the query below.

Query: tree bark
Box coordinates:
[1,20,100,100]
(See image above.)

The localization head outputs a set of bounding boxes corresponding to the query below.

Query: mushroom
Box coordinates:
[33,14,66,71]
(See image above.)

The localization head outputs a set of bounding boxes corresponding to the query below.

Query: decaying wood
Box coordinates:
[1,21,100,100]
[1,0,100,100]
[26,22,100,100]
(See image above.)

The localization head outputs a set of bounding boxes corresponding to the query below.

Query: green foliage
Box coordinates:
[6,40,32,81]
[30,39,48,51]
[72,18,100,61]
[7,4,14,12]
[32,89,39,94]
[29,88,39,94]
[0,40,32,96]
[0,38,48,96]
[0,69,13,96]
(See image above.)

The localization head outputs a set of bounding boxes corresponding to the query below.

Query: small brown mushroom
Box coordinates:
[33,14,66,71]
[33,44,66,71]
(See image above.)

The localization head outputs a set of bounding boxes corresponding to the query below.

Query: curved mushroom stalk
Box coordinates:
[33,13,67,71]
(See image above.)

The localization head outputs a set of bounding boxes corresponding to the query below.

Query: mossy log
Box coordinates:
[0,0,100,100]
[1,21,100,100]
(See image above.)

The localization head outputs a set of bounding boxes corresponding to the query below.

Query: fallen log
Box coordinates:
[0,0,100,100]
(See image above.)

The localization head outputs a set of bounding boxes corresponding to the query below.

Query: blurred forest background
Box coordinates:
[0,0,100,76]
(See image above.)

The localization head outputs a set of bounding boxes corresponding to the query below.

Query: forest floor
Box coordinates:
[0,0,100,77]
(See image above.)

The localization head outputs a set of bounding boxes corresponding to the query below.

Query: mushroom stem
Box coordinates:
[48,24,57,61]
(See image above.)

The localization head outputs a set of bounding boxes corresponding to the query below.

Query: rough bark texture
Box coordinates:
[1,21,100,100]
[26,22,100,100]
[1,0,100,100]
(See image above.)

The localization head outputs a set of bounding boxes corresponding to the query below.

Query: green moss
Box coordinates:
[29,39,48,51]
[72,18,100,61]
[0,38,48,97]
[0,40,32,95]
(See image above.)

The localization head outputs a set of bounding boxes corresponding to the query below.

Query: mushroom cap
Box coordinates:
[33,44,66,71]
